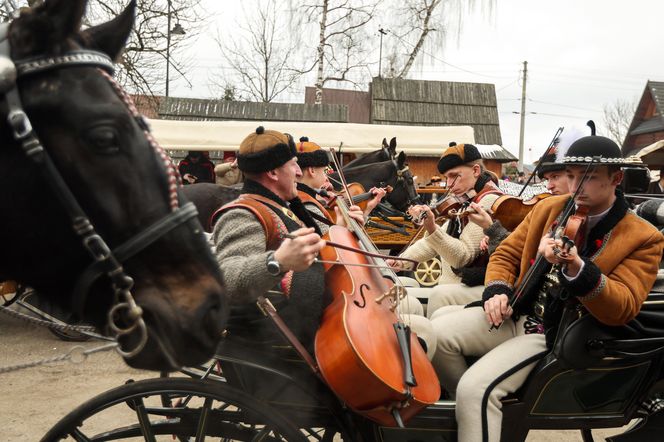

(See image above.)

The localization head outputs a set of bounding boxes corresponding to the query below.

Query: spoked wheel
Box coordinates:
[414,257,443,287]
[43,377,308,442]
[16,289,92,342]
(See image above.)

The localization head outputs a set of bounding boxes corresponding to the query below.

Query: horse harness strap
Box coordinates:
[0,24,195,361]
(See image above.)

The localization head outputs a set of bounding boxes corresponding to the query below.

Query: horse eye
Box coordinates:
[86,126,120,154]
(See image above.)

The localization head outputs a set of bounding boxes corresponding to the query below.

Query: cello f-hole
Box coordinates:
[353,283,370,308]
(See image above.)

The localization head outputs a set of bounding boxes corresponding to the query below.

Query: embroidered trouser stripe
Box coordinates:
[480,351,548,442]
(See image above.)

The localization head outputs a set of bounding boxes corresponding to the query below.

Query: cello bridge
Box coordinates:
[375,286,408,312]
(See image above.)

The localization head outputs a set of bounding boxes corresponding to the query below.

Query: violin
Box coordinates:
[320,183,392,224]
[491,160,597,331]
[410,190,476,225]
[449,193,554,231]
[315,148,439,426]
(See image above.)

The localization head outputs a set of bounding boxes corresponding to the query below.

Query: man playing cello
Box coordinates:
[211,126,435,355]
[432,132,664,441]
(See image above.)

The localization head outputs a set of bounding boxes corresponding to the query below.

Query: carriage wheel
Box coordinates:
[43,377,308,442]
[16,289,92,342]
[414,257,443,287]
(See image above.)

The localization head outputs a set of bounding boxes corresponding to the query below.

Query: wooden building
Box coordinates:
[623,81,664,156]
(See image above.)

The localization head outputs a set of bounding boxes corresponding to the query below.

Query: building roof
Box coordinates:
[624,81,664,153]
[370,78,502,145]
[475,144,518,162]
[651,81,664,113]
[631,116,664,136]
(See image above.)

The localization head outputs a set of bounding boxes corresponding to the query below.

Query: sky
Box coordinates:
[166,0,664,165]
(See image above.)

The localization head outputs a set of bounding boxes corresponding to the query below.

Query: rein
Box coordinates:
[0,24,195,362]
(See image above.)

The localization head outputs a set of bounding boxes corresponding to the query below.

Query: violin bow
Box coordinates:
[518,127,564,197]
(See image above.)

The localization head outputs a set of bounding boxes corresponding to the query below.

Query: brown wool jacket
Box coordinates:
[485,194,664,326]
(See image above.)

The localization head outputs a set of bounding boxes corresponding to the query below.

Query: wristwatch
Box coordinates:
[266,251,284,276]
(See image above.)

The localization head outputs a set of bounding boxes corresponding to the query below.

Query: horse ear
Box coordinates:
[81,0,136,61]
[382,138,388,148]
[397,151,406,167]
[389,137,397,154]
[10,0,88,56]
[43,0,88,40]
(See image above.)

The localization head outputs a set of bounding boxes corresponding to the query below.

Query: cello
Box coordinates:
[315,149,440,427]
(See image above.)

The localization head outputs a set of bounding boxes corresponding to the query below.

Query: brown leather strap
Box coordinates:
[473,181,504,203]
[297,190,333,223]
[256,295,321,377]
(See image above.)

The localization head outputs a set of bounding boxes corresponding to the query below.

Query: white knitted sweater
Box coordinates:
[401,193,501,284]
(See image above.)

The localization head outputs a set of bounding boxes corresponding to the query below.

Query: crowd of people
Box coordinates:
[198,126,663,441]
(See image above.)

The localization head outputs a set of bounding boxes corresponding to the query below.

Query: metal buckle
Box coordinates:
[7,110,32,140]
[83,234,112,261]
[257,296,276,317]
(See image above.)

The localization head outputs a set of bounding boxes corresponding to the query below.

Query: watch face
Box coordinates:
[267,260,281,276]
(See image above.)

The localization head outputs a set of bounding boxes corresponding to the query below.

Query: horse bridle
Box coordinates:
[0,24,199,362]
[393,159,421,207]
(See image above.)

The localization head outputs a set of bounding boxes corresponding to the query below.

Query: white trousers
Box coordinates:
[396,295,437,360]
[407,284,484,318]
[431,306,548,442]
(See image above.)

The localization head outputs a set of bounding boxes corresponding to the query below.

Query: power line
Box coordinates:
[527,98,602,113]
[386,29,511,80]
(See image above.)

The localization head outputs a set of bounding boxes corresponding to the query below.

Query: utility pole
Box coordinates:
[166,0,172,97]
[378,28,387,78]
[518,60,528,170]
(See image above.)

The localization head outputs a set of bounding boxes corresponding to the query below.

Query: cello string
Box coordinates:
[328,148,412,324]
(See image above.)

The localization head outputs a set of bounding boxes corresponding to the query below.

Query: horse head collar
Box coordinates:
[394,160,421,207]
[0,23,193,366]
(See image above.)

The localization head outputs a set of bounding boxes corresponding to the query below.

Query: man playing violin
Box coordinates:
[388,143,503,317]
[211,126,366,351]
[432,133,664,442]
[294,136,386,234]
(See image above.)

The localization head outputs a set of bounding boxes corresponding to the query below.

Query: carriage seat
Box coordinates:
[214,335,342,427]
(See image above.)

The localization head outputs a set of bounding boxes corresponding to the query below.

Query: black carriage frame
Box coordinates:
[44,285,664,442]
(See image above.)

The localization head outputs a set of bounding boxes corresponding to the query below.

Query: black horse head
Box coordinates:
[331,151,420,213]
[0,0,227,370]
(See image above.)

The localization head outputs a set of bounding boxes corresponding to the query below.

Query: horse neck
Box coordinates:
[343,149,387,169]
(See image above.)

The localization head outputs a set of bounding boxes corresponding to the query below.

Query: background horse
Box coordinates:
[341,137,397,169]
[0,0,227,370]
[330,151,420,214]
[182,183,242,231]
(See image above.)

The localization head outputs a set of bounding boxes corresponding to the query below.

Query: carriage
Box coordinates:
[43,277,664,441]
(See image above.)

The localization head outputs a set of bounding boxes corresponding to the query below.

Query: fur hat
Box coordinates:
[296,136,330,168]
[237,126,297,173]
[562,121,644,168]
[537,150,563,179]
[437,143,482,174]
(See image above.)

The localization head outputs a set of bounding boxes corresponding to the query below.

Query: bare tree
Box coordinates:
[0,0,41,22]
[298,0,378,104]
[381,0,494,79]
[213,0,302,103]
[603,98,638,147]
[87,0,205,97]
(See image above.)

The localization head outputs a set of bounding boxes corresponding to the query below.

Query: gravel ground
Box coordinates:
[0,310,630,441]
